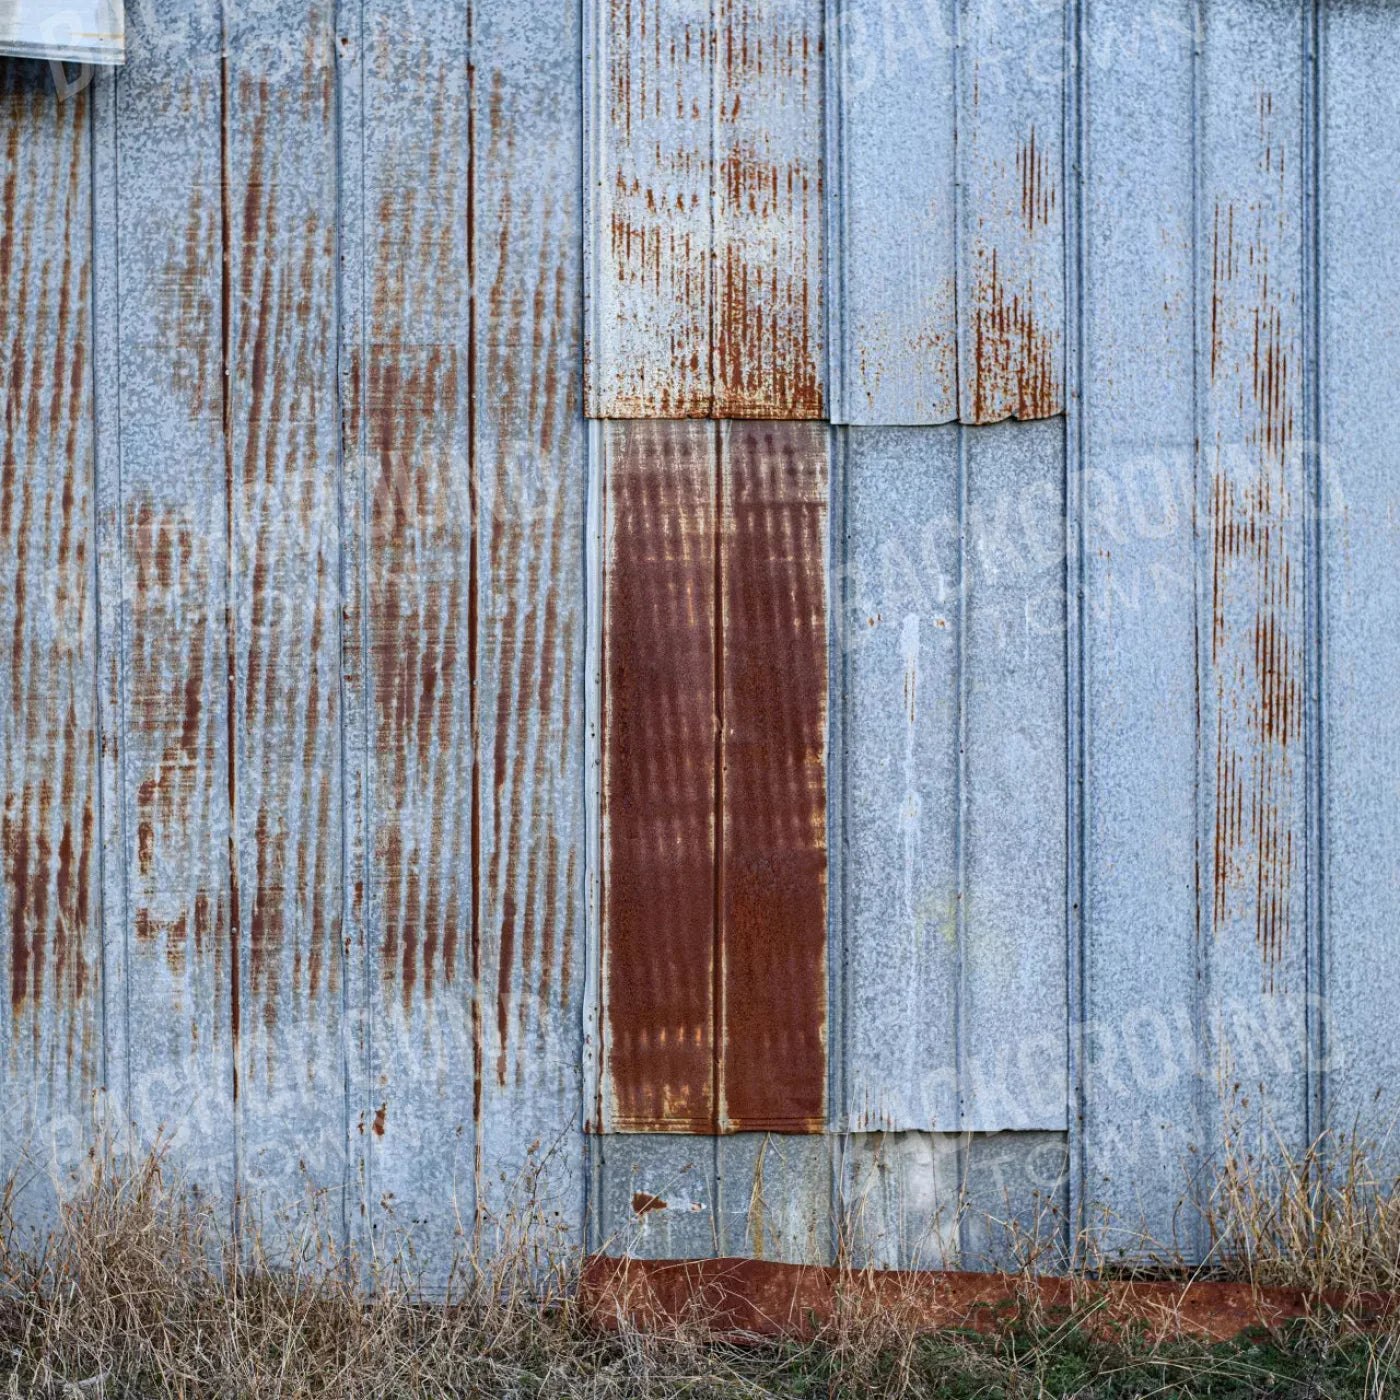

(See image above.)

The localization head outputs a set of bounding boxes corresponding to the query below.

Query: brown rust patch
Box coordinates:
[603,422,717,1132]
[601,422,828,1133]
[719,424,827,1132]
[632,1192,667,1216]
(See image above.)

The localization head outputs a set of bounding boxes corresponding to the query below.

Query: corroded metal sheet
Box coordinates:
[601,421,717,1133]
[0,59,102,1199]
[109,3,234,1204]
[0,0,123,64]
[586,0,826,418]
[827,0,1064,425]
[601,421,827,1133]
[353,0,477,1275]
[838,423,1066,1134]
[955,0,1064,423]
[1079,0,1313,1258]
[226,0,347,1238]
[1321,2,1400,1150]
[472,0,590,1251]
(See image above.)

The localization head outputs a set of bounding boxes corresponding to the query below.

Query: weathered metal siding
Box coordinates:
[2,0,1399,1281]
[0,0,123,64]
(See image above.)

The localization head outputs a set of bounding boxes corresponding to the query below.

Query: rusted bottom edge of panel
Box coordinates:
[581,1255,1397,1344]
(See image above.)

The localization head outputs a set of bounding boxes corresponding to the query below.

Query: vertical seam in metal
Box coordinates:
[464,0,484,1256]
[827,421,848,1261]
[707,0,719,415]
[1302,0,1328,1156]
[582,417,605,1241]
[1188,0,1210,1267]
[951,0,964,417]
[823,0,845,423]
[1063,0,1089,1271]
[954,419,969,1139]
[712,420,725,1135]
[356,0,372,1261]
[218,0,245,1238]
[331,0,351,1259]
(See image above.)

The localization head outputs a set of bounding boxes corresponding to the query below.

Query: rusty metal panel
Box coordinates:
[0,58,102,1202]
[585,0,826,418]
[956,0,1064,423]
[1079,0,1314,1258]
[223,0,348,1241]
[354,0,477,1277]
[1321,3,1400,1150]
[601,420,717,1133]
[600,421,827,1134]
[838,423,1065,1134]
[472,0,590,1241]
[827,0,1064,425]
[1195,0,1308,1159]
[109,4,235,1204]
[720,423,828,1131]
[0,0,122,64]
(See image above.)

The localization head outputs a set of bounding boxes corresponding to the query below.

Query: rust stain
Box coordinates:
[582,1257,1400,1345]
[1205,92,1303,990]
[1,69,99,1085]
[229,55,341,1057]
[598,0,823,418]
[478,71,584,1090]
[372,1102,387,1137]
[632,1192,668,1216]
[719,424,827,1133]
[602,422,827,1133]
[966,245,1060,424]
[156,179,219,423]
[366,59,470,1017]
[603,422,717,1132]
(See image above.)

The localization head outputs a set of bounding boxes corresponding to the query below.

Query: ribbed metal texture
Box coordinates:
[1,0,1397,1278]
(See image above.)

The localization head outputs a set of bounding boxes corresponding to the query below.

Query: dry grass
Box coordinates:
[2,1131,1400,1398]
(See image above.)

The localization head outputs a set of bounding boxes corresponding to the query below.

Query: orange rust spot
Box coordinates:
[372,1103,387,1137]
[632,1192,667,1216]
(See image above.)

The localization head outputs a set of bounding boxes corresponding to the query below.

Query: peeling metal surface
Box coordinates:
[600,421,827,1134]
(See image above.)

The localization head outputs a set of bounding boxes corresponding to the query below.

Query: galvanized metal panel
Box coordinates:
[472,0,590,1254]
[0,58,103,1207]
[595,1133,831,1262]
[955,0,1064,424]
[109,2,235,1205]
[1080,0,1314,1260]
[828,0,1064,425]
[826,0,958,424]
[1321,1,1400,1149]
[839,423,1065,1134]
[1079,0,1202,1261]
[585,0,826,418]
[600,420,827,1134]
[225,0,348,1244]
[0,0,122,64]
[356,0,476,1280]
[846,1131,1068,1269]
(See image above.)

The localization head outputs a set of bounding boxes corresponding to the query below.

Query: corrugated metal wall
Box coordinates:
[2,0,1397,1280]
